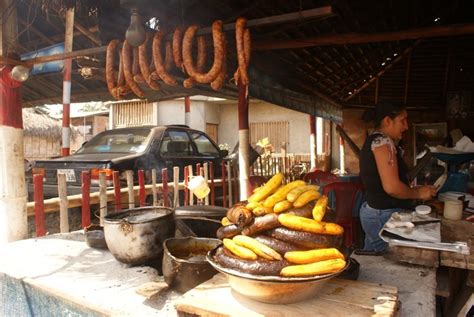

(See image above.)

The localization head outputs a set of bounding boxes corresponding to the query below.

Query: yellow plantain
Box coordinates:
[246,201,262,210]
[312,195,328,221]
[273,200,293,213]
[252,205,273,216]
[223,238,257,260]
[284,248,345,264]
[280,258,346,277]
[247,173,284,202]
[287,185,319,202]
[233,235,282,260]
[293,189,321,208]
[278,213,344,235]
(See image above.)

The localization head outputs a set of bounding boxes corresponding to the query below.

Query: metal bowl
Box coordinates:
[207,246,348,304]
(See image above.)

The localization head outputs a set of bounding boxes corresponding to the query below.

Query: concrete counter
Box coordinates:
[0,232,180,316]
[0,233,436,316]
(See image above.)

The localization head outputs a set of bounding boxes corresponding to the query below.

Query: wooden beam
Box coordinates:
[200,6,333,35]
[336,124,360,158]
[23,46,106,66]
[18,18,55,45]
[254,23,474,50]
[345,40,422,102]
[73,20,101,46]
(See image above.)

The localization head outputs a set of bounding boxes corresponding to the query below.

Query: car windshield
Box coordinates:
[76,128,152,154]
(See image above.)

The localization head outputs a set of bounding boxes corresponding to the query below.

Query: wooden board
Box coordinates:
[175,274,398,317]
[440,219,474,270]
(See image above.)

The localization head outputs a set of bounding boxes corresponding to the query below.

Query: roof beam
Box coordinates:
[73,20,101,46]
[254,23,474,50]
[344,40,421,102]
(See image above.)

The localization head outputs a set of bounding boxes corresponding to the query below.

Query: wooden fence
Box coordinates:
[28,161,241,237]
[251,153,311,181]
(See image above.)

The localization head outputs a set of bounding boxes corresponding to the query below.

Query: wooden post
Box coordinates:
[188,165,194,206]
[184,166,189,206]
[281,142,287,176]
[227,162,233,206]
[126,170,134,209]
[221,161,227,207]
[33,174,46,237]
[138,170,146,207]
[203,163,209,205]
[81,171,91,227]
[113,171,121,212]
[173,166,179,208]
[162,168,169,207]
[99,172,107,225]
[151,169,158,206]
[209,162,215,206]
[309,115,316,170]
[57,173,69,233]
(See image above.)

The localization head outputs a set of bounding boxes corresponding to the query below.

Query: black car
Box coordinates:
[29,125,229,199]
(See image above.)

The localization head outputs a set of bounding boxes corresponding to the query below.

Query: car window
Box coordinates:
[160,130,194,156]
[76,129,151,154]
[190,132,220,156]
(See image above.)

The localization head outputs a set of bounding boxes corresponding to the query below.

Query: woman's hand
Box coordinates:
[466,215,474,222]
[416,185,437,201]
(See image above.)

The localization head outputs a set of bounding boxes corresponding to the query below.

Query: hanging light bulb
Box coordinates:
[10,65,30,82]
[125,7,146,47]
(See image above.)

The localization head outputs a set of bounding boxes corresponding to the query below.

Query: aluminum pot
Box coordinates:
[103,206,175,266]
[162,237,221,293]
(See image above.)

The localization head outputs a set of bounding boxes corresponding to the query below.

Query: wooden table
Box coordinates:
[176,273,399,317]
[385,217,474,269]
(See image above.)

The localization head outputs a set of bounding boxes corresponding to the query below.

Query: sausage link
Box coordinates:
[106,40,119,99]
[138,33,160,90]
[191,20,225,84]
[235,17,249,85]
[183,35,207,88]
[122,40,145,98]
[211,35,227,90]
[172,27,183,69]
[152,31,177,86]
[267,227,343,250]
[254,235,302,255]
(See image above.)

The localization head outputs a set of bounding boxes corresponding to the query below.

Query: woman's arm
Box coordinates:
[373,145,435,200]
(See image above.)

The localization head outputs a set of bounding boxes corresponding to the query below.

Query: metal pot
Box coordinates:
[162,237,221,293]
[103,206,175,265]
[207,246,348,304]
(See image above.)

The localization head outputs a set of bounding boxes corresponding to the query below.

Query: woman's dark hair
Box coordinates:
[362,101,406,128]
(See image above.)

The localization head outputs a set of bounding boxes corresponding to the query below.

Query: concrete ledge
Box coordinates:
[0,232,180,316]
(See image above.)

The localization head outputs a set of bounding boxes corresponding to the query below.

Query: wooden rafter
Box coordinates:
[253,23,474,50]
[344,40,422,102]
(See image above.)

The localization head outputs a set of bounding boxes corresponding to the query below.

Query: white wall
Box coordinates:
[155,100,207,131]
[217,100,311,153]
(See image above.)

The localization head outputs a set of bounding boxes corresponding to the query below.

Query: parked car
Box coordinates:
[28,125,229,199]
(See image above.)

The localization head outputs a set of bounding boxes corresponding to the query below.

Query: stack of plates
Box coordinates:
[438,191,474,208]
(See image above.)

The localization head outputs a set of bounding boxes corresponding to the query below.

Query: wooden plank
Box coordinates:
[385,245,439,267]
[151,169,158,206]
[173,167,179,208]
[57,173,69,233]
[176,274,398,317]
[440,219,474,270]
[99,172,107,225]
[126,170,134,209]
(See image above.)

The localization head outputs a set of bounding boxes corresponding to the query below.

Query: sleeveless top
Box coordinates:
[360,132,413,209]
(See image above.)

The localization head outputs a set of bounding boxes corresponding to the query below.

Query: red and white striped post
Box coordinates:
[237,82,250,200]
[61,8,74,156]
[339,125,345,174]
[184,96,191,126]
[0,64,28,242]
[309,115,316,171]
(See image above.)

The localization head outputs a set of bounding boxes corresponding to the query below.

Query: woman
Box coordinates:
[356,101,436,255]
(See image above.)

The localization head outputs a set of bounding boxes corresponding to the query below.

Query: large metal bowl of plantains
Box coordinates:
[209,174,349,304]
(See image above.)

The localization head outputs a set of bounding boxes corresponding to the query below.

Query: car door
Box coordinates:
[188,130,223,178]
[158,129,196,181]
